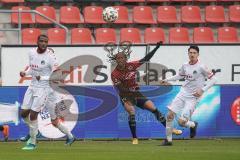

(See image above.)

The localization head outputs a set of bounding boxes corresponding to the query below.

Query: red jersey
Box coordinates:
[111,61,142,93]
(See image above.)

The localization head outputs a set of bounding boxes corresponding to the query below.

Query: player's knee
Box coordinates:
[178,118,186,127]
[29,111,38,121]
[21,109,30,118]
[128,114,136,126]
[51,119,59,127]
[167,112,174,121]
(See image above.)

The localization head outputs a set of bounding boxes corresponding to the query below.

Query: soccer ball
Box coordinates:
[102,7,118,23]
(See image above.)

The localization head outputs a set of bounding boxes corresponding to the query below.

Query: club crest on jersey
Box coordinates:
[41,60,45,65]
[128,66,133,70]
[193,70,197,74]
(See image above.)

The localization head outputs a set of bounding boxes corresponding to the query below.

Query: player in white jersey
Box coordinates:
[20,35,75,150]
[160,45,217,146]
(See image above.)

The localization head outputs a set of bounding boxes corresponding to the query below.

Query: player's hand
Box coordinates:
[36,76,41,81]
[193,89,204,97]
[156,41,163,48]
[20,71,26,77]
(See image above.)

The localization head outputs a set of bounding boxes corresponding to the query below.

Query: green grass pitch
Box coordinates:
[0,139,239,160]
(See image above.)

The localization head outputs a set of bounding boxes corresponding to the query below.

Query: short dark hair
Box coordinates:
[37,34,48,41]
[188,45,199,53]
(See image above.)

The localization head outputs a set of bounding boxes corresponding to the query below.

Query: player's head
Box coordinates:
[37,34,48,53]
[115,52,128,66]
[106,41,131,66]
[188,45,199,63]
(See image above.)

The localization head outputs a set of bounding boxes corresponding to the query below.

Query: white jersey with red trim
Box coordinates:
[178,60,213,97]
[28,48,59,88]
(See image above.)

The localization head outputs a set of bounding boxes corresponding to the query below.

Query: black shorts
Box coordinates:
[119,91,149,109]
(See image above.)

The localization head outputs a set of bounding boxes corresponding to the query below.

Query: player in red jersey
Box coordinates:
[0,125,9,141]
[109,42,182,144]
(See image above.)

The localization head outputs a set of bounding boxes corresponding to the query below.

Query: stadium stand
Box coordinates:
[0,0,239,44]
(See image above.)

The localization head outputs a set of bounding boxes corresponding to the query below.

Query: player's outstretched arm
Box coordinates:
[139,41,162,63]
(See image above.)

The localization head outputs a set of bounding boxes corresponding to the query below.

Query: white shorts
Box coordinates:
[46,91,74,121]
[168,94,199,121]
[22,86,53,112]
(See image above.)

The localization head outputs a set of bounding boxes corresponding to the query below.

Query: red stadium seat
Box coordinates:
[171,0,192,2]
[133,6,156,24]
[196,0,217,2]
[71,28,93,44]
[157,6,179,23]
[36,6,56,24]
[147,0,170,2]
[144,28,165,44]
[181,6,203,23]
[11,6,34,24]
[60,6,82,24]
[193,27,215,43]
[218,0,240,2]
[95,28,116,44]
[122,0,145,2]
[47,28,66,44]
[205,5,226,23]
[84,6,105,24]
[120,28,141,44]
[218,27,239,43]
[229,5,240,23]
[169,27,190,44]
[1,0,24,3]
[113,6,131,24]
[22,28,41,44]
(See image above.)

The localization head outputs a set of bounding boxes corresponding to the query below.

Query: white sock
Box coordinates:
[23,115,30,126]
[56,122,73,139]
[185,121,195,128]
[29,119,38,145]
[166,120,173,142]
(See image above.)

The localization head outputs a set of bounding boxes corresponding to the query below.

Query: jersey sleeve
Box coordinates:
[111,72,121,86]
[201,64,214,79]
[178,65,186,76]
[129,61,142,70]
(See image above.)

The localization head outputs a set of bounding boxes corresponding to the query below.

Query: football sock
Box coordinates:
[152,109,166,127]
[29,119,38,145]
[166,120,173,142]
[23,115,30,126]
[56,122,73,139]
[128,115,137,138]
[185,120,195,128]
